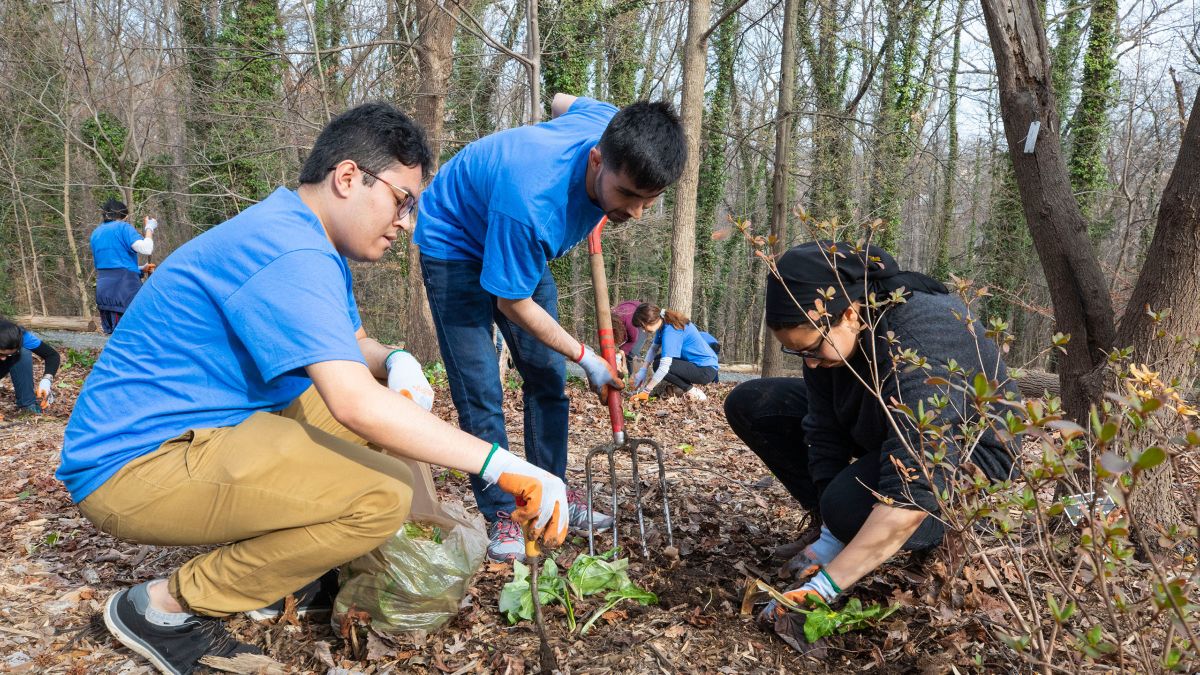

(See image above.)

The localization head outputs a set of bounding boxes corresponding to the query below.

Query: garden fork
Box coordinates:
[582,217,674,558]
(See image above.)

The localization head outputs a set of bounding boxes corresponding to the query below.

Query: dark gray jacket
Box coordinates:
[801,291,1020,513]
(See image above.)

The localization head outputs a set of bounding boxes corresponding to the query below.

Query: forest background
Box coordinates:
[0,0,1195,372]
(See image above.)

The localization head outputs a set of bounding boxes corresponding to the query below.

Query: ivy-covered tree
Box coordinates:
[695,0,738,324]
[1068,0,1118,238]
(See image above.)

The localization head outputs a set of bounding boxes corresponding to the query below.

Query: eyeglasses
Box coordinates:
[335,164,418,221]
[780,332,828,359]
[780,344,823,359]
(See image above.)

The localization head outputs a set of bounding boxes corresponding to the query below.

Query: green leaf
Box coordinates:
[499,561,535,624]
[567,554,631,598]
[1133,447,1166,472]
[802,609,837,642]
[1097,421,1118,443]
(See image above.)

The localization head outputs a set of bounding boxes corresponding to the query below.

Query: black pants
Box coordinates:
[724,378,943,549]
[650,358,717,395]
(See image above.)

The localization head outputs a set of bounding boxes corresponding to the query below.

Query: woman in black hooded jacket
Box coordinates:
[725,241,1020,619]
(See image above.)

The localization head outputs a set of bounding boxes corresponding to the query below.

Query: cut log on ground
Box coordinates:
[14,315,98,332]
[1014,369,1060,398]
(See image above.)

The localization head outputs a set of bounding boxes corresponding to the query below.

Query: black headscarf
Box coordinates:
[764,240,948,326]
[101,198,128,223]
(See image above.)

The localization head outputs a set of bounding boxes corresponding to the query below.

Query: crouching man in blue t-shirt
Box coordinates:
[57,104,569,675]
[413,94,687,562]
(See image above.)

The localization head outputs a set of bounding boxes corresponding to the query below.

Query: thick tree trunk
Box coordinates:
[665,0,711,315]
[1115,88,1200,535]
[403,0,461,363]
[760,0,798,379]
[978,0,1116,420]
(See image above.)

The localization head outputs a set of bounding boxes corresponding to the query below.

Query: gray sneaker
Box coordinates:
[487,512,527,563]
[104,582,261,675]
[567,489,615,534]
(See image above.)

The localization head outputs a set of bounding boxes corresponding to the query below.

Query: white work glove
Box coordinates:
[633,366,647,389]
[385,350,434,411]
[577,345,623,400]
[481,446,568,547]
[37,376,54,407]
[144,217,158,233]
[760,568,841,622]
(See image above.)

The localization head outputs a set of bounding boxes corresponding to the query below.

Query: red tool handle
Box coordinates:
[587,217,624,439]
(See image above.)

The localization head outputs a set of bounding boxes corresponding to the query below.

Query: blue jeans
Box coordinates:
[0,349,41,413]
[421,255,569,523]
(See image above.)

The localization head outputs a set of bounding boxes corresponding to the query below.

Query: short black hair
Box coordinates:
[299,102,434,185]
[0,319,21,351]
[102,198,128,222]
[598,101,686,191]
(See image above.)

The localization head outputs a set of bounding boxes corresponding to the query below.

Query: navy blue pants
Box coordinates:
[0,349,41,413]
[421,255,569,523]
[724,378,943,549]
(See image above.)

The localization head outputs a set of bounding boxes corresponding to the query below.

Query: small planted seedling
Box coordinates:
[498,550,657,634]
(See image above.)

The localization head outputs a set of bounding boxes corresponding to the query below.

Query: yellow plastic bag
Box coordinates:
[334,459,487,633]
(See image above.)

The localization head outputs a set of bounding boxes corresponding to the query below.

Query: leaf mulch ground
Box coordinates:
[1,358,1032,674]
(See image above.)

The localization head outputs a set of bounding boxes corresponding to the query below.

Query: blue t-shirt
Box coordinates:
[657,323,719,370]
[59,188,365,503]
[22,331,42,350]
[90,220,143,273]
[414,97,615,299]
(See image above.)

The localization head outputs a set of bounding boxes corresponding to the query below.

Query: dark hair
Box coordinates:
[598,101,686,190]
[298,102,434,185]
[0,319,21,351]
[101,198,128,222]
[633,303,690,331]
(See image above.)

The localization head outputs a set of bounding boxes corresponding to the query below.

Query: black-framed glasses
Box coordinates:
[334,164,418,221]
[780,344,823,359]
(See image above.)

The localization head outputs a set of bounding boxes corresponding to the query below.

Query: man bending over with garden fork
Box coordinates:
[57,103,567,675]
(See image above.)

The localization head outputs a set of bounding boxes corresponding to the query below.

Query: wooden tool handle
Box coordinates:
[586,217,625,438]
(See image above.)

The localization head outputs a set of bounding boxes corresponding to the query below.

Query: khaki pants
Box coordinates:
[79,386,413,616]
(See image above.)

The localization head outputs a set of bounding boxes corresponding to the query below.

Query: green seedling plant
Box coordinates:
[66,348,98,370]
[499,550,657,634]
[756,579,897,643]
[794,597,899,643]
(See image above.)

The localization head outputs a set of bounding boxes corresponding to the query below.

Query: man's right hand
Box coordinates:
[577,346,623,401]
[481,447,568,547]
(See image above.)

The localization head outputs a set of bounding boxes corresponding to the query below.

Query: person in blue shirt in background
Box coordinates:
[0,318,61,414]
[414,93,687,562]
[59,103,569,675]
[89,198,157,334]
[630,302,720,402]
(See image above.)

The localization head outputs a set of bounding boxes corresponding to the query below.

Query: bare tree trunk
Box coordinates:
[978,0,1115,419]
[760,0,798,378]
[526,0,541,123]
[666,0,712,315]
[63,129,91,319]
[403,0,461,363]
[1115,88,1200,534]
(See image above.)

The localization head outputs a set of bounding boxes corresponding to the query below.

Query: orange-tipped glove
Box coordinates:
[481,446,568,548]
[629,391,650,403]
[760,568,841,621]
[36,376,54,409]
[385,349,434,411]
